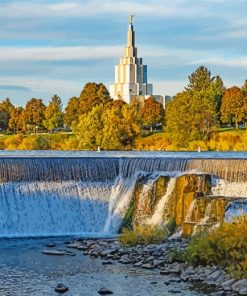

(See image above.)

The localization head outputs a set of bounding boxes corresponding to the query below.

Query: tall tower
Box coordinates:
[110,16,160,104]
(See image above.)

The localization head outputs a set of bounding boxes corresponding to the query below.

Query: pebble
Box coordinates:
[55,283,69,293]
[98,287,113,295]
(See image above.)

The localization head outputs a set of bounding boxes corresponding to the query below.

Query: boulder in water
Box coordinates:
[45,243,56,248]
[55,283,69,293]
[98,287,113,295]
[42,249,75,256]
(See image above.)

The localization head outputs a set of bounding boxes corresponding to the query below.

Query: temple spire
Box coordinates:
[127,15,135,48]
[129,15,134,25]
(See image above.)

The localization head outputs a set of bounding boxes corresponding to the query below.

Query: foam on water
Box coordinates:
[0,154,246,237]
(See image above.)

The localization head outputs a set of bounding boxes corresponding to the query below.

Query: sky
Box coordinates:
[0,0,247,106]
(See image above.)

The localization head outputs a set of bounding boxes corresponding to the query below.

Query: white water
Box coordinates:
[148,178,176,225]
[0,181,112,237]
[104,175,139,233]
[0,156,247,238]
[212,177,247,197]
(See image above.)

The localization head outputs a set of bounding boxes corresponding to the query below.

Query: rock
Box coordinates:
[141,263,154,270]
[101,249,117,256]
[222,279,236,291]
[209,292,226,296]
[232,280,247,293]
[66,242,81,248]
[55,283,69,293]
[77,245,89,251]
[133,261,143,267]
[239,288,247,295]
[98,287,113,295]
[45,243,56,248]
[204,269,225,286]
[102,261,113,265]
[160,270,171,275]
[119,255,130,264]
[42,249,75,256]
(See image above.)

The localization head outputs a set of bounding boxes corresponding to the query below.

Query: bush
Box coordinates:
[119,224,169,246]
[18,136,49,150]
[186,216,247,278]
[4,134,24,149]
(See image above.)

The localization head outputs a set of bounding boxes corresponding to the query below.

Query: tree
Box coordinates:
[79,82,111,114]
[166,90,216,147]
[220,86,247,129]
[141,97,164,132]
[43,94,64,132]
[241,79,247,96]
[64,96,80,126]
[72,103,140,150]
[208,75,225,123]
[22,98,46,132]
[0,98,14,131]
[9,107,23,133]
[186,66,213,93]
[72,104,104,149]
[101,104,140,149]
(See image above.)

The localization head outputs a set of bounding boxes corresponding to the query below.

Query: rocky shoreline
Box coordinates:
[44,237,247,296]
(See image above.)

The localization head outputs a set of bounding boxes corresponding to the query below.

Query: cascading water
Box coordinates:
[148,178,176,225]
[0,155,247,238]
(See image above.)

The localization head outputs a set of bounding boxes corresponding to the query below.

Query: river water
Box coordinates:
[0,237,216,296]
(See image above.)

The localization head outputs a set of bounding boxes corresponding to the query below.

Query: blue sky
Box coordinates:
[0,0,247,106]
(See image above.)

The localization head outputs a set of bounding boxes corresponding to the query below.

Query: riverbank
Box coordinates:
[1,128,247,151]
[0,237,214,296]
[64,236,247,296]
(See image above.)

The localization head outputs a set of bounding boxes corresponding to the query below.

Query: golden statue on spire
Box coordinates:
[129,15,135,24]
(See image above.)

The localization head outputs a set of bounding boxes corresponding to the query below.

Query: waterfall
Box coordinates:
[148,178,176,225]
[186,159,247,182]
[0,156,247,238]
[103,175,138,233]
[211,177,247,197]
[0,181,113,237]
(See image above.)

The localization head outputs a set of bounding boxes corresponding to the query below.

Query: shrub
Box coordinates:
[119,224,168,246]
[4,134,24,149]
[165,217,177,234]
[188,140,209,151]
[186,216,247,278]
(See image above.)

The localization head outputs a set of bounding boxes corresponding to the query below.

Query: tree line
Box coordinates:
[0,82,164,149]
[1,66,247,149]
[166,66,247,147]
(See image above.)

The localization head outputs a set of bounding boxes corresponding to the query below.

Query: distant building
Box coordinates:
[109,16,163,105]
[164,95,173,108]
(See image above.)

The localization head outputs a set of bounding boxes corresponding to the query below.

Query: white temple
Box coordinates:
[109,16,163,105]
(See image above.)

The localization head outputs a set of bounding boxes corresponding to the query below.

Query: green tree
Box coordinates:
[73,103,140,150]
[43,94,64,132]
[0,98,14,131]
[186,66,213,93]
[9,107,23,133]
[72,104,104,149]
[241,79,247,96]
[79,82,111,114]
[141,97,164,132]
[166,90,216,147]
[101,104,140,149]
[208,75,225,123]
[220,86,247,129]
[23,98,46,133]
[64,96,80,126]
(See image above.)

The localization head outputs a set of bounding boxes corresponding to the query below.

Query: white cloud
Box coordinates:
[153,80,186,96]
[48,2,80,11]
[0,45,122,61]
[0,0,214,19]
